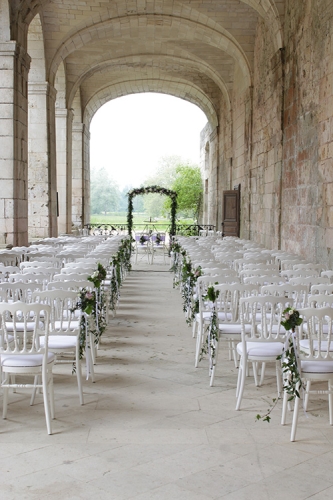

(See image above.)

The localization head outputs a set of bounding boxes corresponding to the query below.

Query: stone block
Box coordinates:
[0,135,14,158]
[0,179,14,196]
[4,199,14,218]
[326,228,333,249]
[326,183,333,205]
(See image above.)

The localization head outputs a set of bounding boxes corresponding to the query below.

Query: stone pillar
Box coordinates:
[66,109,73,233]
[72,122,84,229]
[47,84,58,237]
[82,124,91,226]
[0,42,30,246]
[56,107,73,235]
[28,82,56,239]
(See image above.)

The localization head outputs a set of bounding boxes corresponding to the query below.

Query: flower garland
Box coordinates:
[169,241,186,288]
[179,258,202,325]
[107,238,132,315]
[87,262,107,288]
[76,263,108,361]
[199,286,220,370]
[256,307,304,422]
[127,185,177,239]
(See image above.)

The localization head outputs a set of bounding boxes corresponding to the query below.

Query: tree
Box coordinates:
[142,156,187,218]
[90,167,120,214]
[168,165,203,220]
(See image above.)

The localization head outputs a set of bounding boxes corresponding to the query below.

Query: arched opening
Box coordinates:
[88,93,207,233]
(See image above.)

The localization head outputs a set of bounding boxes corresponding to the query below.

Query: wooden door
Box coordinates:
[222,186,240,237]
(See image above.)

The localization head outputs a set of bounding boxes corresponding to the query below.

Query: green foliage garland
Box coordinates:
[256,307,304,423]
[76,263,108,362]
[127,186,177,239]
[199,286,220,366]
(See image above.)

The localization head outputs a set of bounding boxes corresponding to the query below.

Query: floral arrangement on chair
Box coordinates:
[76,263,107,360]
[256,306,303,422]
[199,286,220,365]
[88,262,107,288]
[139,234,148,245]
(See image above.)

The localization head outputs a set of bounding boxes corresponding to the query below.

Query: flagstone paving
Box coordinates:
[1,256,333,499]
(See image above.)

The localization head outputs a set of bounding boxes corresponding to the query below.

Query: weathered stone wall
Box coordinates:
[249,18,284,249]
[200,0,333,267]
[281,0,333,267]
[229,64,252,240]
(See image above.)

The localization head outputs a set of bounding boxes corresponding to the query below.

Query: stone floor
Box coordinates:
[1,255,333,499]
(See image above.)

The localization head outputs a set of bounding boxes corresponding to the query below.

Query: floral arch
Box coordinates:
[127,185,177,237]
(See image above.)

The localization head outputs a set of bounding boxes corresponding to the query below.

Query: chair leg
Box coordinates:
[30,375,39,406]
[86,343,95,383]
[194,323,203,368]
[253,362,259,386]
[42,365,52,435]
[304,380,311,410]
[232,341,238,368]
[49,371,55,420]
[281,388,288,425]
[3,382,9,419]
[235,356,247,410]
[192,320,197,339]
[194,331,201,367]
[290,382,301,441]
[259,362,266,387]
[276,361,282,395]
[75,349,84,405]
[209,338,219,387]
[329,380,333,425]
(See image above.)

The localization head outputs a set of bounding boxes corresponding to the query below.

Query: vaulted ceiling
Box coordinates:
[13,0,285,126]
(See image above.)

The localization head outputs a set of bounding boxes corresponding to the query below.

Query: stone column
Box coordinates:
[82,124,91,226]
[28,81,56,239]
[72,122,84,229]
[56,107,73,235]
[46,84,58,237]
[0,41,30,246]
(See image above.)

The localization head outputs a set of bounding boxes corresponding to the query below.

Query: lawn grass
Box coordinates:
[90,213,195,228]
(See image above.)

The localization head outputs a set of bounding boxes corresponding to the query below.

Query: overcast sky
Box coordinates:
[90,93,208,189]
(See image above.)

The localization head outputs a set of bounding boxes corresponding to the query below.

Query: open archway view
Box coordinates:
[89,93,207,236]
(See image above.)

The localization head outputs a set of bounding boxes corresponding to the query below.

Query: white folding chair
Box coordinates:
[32,289,88,404]
[281,308,333,441]
[235,295,290,410]
[0,302,55,434]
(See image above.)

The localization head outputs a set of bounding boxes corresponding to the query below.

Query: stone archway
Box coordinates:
[127,186,177,238]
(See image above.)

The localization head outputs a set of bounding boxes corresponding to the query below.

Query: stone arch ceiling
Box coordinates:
[17,0,285,125]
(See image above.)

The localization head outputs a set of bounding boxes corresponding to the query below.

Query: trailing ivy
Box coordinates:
[199,286,220,368]
[256,307,304,423]
[74,263,108,367]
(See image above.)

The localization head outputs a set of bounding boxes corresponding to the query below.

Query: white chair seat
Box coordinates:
[301,360,333,373]
[40,335,77,349]
[219,323,251,334]
[237,341,284,357]
[300,339,333,351]
[1,352,55,367]
[195,311,233,321]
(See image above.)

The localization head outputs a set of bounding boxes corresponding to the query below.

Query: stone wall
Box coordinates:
[249,18,284,249]
[201,0,333,267]
[281,0,333,267]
